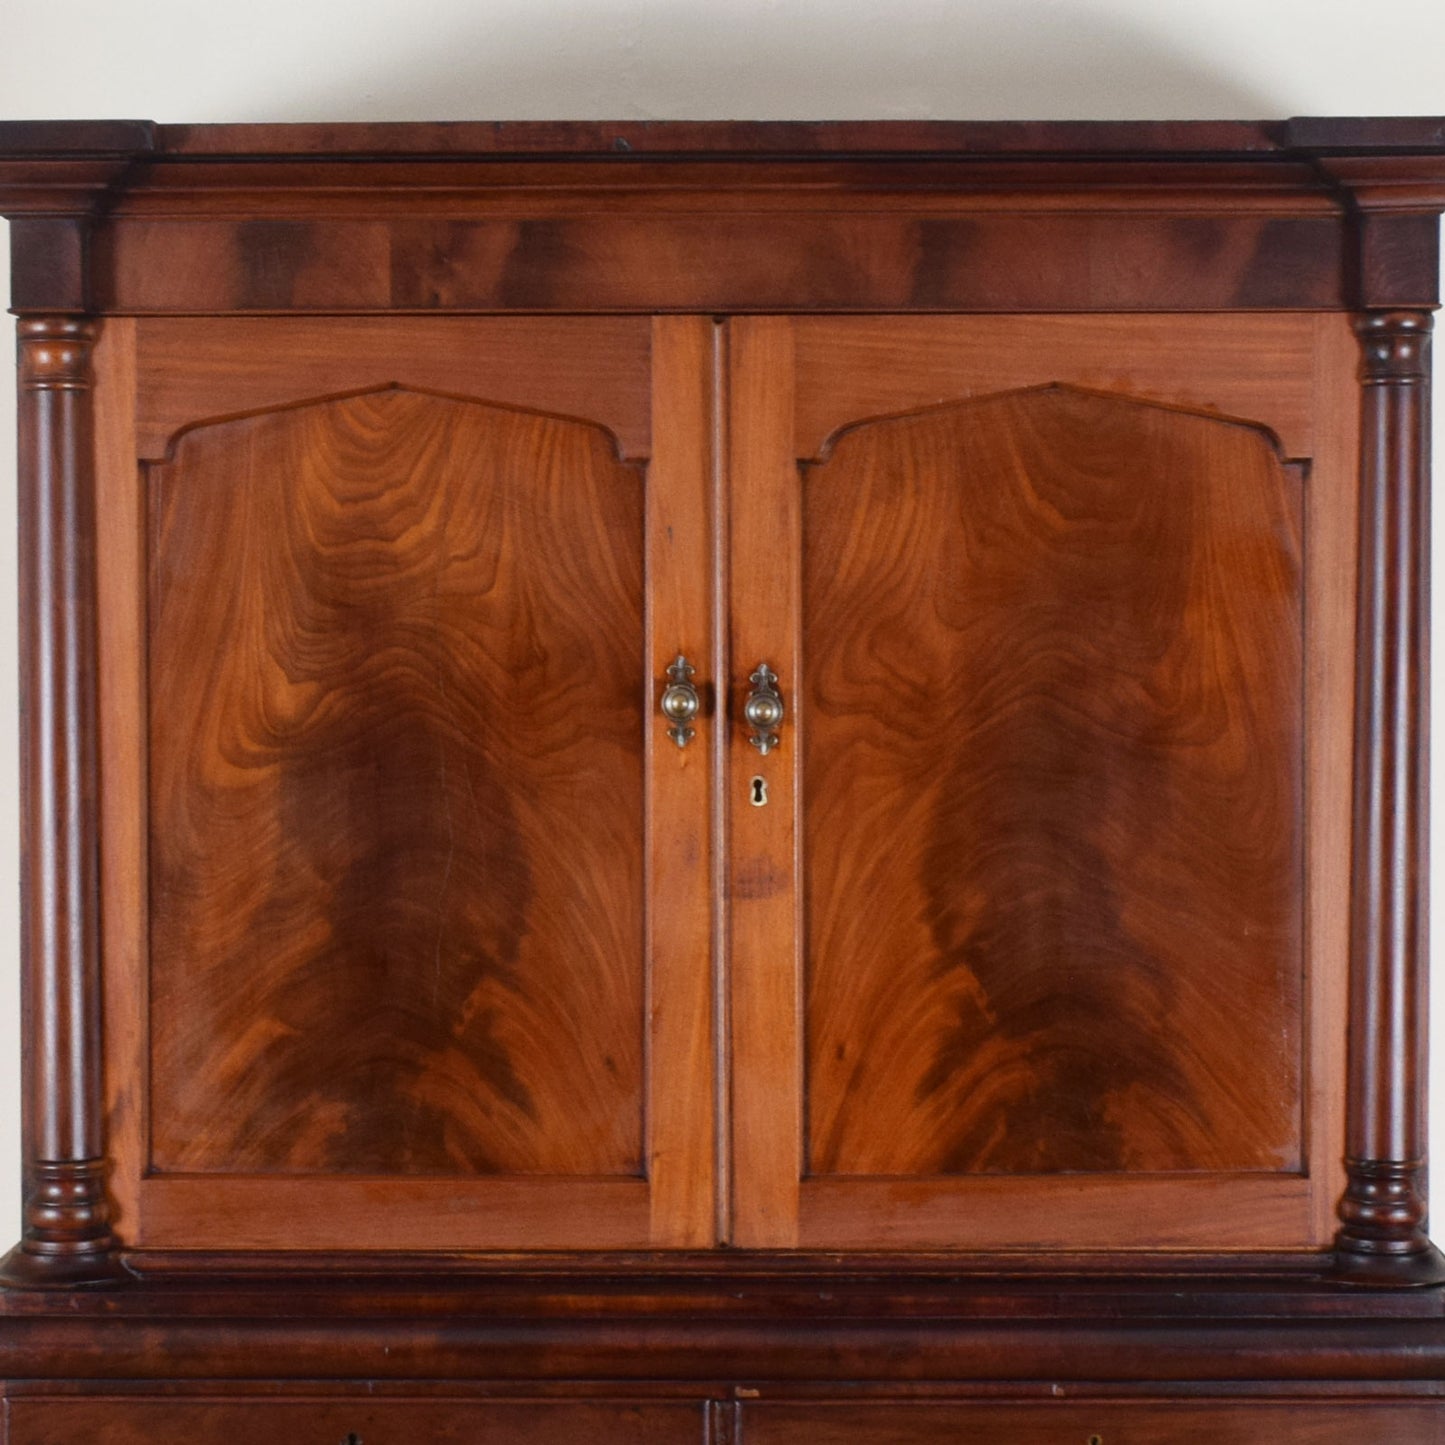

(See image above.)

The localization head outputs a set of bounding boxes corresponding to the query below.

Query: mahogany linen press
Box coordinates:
[0,117,1444,1442]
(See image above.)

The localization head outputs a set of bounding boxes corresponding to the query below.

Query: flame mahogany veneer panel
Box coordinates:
[147,389,646,1177]
[101,214,1344,314]
[803,386,1303,1177]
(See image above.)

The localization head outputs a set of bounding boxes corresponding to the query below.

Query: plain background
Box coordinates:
[0,0,1443,1247]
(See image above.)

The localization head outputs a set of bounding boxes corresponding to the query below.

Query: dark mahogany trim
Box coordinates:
[34,1259,1445,1318]
[0,121,155,156]
[4,1267,1442,1387]
[0,320,125,1290]
[89,211,1347,315]
[0,119,1440,237]
[1335,310,1445,1287]
[1286,117,1445,154]
[3,1306,1445,1384]
[9,218,90,314]
[82,116,1445,161]
[1,115,1443,169]
[147,118,1301,159]
[1352,211,1442,309]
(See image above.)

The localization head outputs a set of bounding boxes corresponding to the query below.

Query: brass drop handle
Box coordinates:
[744,662,784,755]
[659,654,702,748]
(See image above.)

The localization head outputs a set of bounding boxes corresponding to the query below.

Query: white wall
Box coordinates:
[1,0,1443,1250]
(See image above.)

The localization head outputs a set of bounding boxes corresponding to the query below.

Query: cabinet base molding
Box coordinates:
[4,1272,1445,1387]
[4,1390,1445,1445]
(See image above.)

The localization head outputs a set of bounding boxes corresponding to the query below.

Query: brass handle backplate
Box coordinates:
[660,654,701,748]
[744,662,784,755]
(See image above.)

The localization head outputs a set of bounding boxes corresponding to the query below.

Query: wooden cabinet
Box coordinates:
[91,311,1348,1258]
[2,117,1445,1439]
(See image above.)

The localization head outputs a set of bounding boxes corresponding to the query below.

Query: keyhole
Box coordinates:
[750,775,768,807]
[340,1434,363,1445]
[1087,1435,1103,1445]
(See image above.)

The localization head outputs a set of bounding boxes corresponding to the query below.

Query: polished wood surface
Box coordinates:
[98,213,1347,315]
[742,1401,1445,1444]
[5,115,1445,159]
[102,317,712,1250]
[788,313,1324,460]
[92,319,144,1252]
[147,388,645,1176]
[1336,310,1442,1279]
[0,321,121,1287]
[728,313,1356,1252]
[804,386,1303,1177]
[7,118,1443,322]
[5,1393,1444,1445]
[644,316,720,1246]
[132,317,654,462]
[3,114,1445,1432]
[726,316,802,1249]
[4,1265,1445,1386]
[5,1397,707,1445]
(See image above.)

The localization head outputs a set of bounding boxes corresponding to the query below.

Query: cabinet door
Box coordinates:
[96,316,716,1251]
[727,315,1356,1252]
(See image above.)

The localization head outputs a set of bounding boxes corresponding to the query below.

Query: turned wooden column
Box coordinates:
[1335,308,1445,1283]
[0,317,123,1286]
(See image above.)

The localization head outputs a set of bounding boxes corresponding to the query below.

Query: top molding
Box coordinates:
[2,118,1443,314]
[2,116,1445,161]
[4,116,1445,220]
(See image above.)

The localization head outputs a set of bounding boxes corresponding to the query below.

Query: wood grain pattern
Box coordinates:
[645,316,718,1246]
[101,213,1346,315]
[742,1401,1445,1445]
[93,318,144,1248]
[789,313,1322,462]
[7,1273,1445,1383]
[147,388,646,1177]
[133,1177,654,1251]
[726,318,803,1248]
[1304,314,1360,1247]
[5,1397,706,1445]
[133,316,653,462]
[795,1173,1315,1251]
[6,115,1445,1430]
[2,114,1440,160]
[803,385,1304,1177]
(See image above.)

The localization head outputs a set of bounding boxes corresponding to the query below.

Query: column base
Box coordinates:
[0,1239,132,1290]
[1331,1240,1445,1288]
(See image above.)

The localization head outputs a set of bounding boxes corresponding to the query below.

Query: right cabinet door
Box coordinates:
[726,314,1358,1253]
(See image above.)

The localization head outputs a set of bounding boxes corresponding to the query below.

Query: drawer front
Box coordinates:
[741,1401,1445,1444]
[5,1398,704,1445]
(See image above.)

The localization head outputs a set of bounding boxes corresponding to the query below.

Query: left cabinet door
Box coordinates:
[95,316,717,1252]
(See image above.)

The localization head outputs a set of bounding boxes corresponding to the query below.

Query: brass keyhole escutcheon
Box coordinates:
[340,1434,363,1445]
[1087,1434,1103,1445]
[750,775,769,807]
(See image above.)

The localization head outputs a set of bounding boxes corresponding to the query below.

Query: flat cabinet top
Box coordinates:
[1,116,1445,159]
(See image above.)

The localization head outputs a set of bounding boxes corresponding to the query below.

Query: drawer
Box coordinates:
[741,1401,1445,1444]
[4,1397,705,1445]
